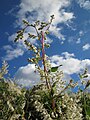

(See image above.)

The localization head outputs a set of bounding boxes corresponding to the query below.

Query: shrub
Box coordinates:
[0,80,26,120]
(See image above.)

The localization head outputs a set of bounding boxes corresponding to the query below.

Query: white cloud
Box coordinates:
[76,30,84,44]
[3,31,35,61]
[68,30,85,44]
[61,52,75,59]
[3,45,24,61]
[77,0,90,10]
[82,43,90,51]
[79,30,84,36]
[14,64,40,87]
[14,52,90,87]
[50,53,90,75]
[3,0,75,61]
[76,38,81,44]
[16,0,74,40]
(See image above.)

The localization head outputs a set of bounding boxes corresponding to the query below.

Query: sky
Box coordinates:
[0,0,90,89]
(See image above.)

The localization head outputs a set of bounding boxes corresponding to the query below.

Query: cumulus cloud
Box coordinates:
[82,43,90,51]
[14,64,40,87]
[14,52,90,87]
[3,0,75,61]
[3,45,24,61]
[18,0,73,21]
[50,53,90,75]
[61,52,75,59]
[77,0,90,10]
[16,0,74,40]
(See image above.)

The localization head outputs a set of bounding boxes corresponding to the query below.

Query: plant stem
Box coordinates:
[41,31,50,89]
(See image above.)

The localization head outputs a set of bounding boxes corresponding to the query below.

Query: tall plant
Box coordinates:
[15,15,55,89]
[15,15,76,107]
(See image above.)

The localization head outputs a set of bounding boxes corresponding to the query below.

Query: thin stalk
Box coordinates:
[41,31,50,89]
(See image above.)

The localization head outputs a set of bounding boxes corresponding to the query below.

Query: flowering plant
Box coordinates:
[15,16,90,119]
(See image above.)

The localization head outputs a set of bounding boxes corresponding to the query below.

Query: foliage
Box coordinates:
[81,93,90,120]
[0,61,9,80]
[0,61,26,120]
[24,84,82,120]
[0,80,26,120]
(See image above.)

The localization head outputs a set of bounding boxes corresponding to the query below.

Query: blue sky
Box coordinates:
[0,0,90,88]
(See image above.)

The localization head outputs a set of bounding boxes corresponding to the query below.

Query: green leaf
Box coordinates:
[17,30,22,34]
[35,20,40,26]
[83,68,88,75]
[14,37,18,42]
[38,27,43,30]
[85,80,90,89]
[23,20,30,26]
[41,22,46,25]
[86,108,90,116]
[27,58,31,62]
[79,74,88,79]
[51,67,58,72]
[45,31,49,35]
[44,43,50,48]
[28,33,37,39]
[79,74,83,79]
[38,35,41,40]
[83,75,88,78]
[50,15,54,19]
[52,81,58,88]
[24,40,31,46]
[48,65,62,73]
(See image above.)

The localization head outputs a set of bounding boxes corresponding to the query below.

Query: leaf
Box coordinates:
[30,24,35,27]
[50,15,54,19]
[23,20,30,26]
[44,43,50,48]
[14,37,18,42]
[32,36,37,39]
[17,30,22,34]
[24,40,31,46]
[28,33,37,39]
[79,74,88,79]
[35,20,40,26]
[38,27,43,30]
[83,68,88,75]
[48,65,62,73]
[27,58,32,62]
[83,75,88,78]
[41,22,46,25]
[38,35,41,40]
[85,80,90,89]
[51,67,58,72]
[79,74,83,79]
[52,81,58,88]
[44,36,47,40]
[45,31,49,35]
